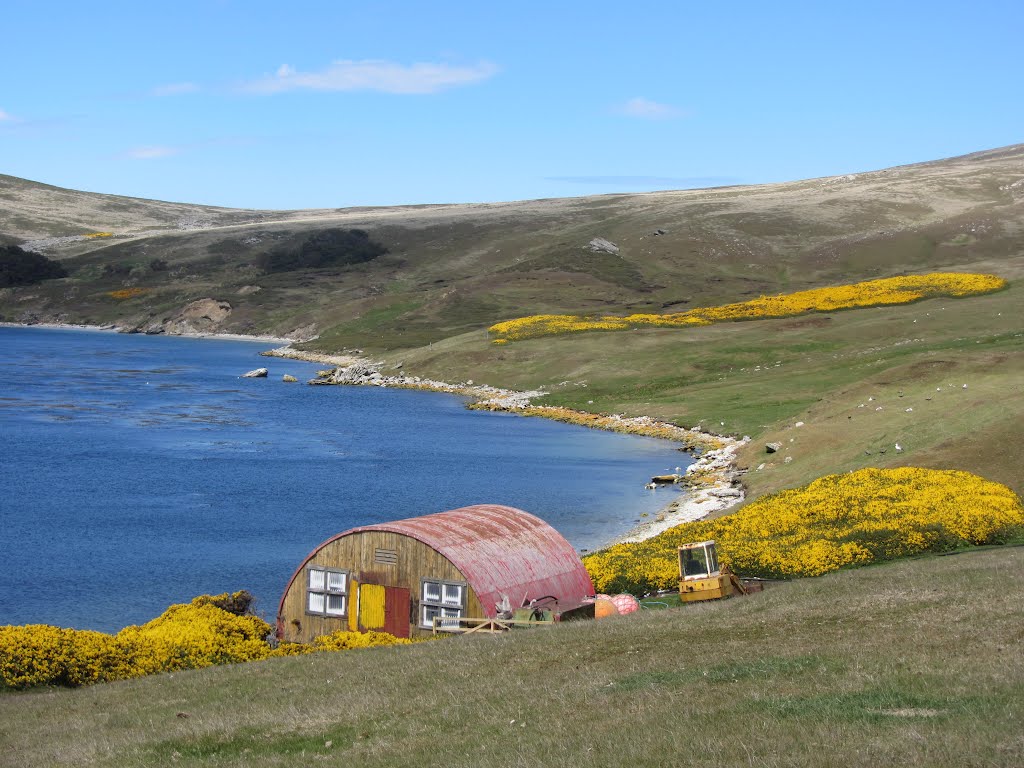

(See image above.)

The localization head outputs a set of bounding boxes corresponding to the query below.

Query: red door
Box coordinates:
[383,587,411,638]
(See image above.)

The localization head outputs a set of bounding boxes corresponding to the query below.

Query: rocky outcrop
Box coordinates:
[314,362,383,385]
[282,374,298,383]
[285,323,318,342]
[166,299,232,335]
[242,368,268,378]
[127,298,233,336]
[261,347,361,368]
[300,358,548,409]
[587,237,620,254]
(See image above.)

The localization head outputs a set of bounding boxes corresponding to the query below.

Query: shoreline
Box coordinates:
[0,321,294,345]
[264,346,748,545]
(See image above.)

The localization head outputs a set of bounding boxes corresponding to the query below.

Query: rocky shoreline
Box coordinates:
[263,347,748,544]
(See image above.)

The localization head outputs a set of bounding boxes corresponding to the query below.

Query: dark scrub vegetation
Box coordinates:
[264,228,388,273]
[0,245,67,287]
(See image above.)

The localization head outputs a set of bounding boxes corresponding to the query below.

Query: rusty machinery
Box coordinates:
[678,540,748,602]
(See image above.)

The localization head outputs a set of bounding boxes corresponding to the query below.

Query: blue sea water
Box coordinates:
[0,326,691,632]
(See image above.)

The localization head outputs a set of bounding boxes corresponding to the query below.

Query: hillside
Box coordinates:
[1,146,1022,499]
[3,146,1022,341]
[2,547,1021,767]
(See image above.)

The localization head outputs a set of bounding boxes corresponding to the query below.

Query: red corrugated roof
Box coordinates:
[281,505,594,620]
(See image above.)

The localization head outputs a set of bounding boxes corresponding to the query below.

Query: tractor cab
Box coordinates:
[679,540,719,580]
[677,540,745,603]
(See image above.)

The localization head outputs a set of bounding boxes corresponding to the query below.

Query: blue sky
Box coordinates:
[2,1,1021,210]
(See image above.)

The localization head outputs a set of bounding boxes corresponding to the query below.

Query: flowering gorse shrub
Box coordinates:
[0,592,407,689]
[489,273,1007,341]
[275,630,412,656]
[115,601,274,674]
[107,287,150,300]
[0,625,137,689]
[584,468,1024,593]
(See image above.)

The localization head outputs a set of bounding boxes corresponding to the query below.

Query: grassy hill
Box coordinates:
[2,146,1022,346]
[2,546,1021,767]
[2,145,1021,498]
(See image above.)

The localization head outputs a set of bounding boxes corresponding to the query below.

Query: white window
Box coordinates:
[420,579,466,628]
[307,567,348,617]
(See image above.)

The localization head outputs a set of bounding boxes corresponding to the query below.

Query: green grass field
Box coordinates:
[2,547,1021,767]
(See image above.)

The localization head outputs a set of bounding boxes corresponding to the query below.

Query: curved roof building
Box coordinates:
[277,504,595,641]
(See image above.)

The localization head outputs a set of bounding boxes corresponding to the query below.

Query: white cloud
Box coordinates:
[0,108,17,122]
[151,82,200,97]
[616,97,685,120]
[125,145,181,160]
[242,59,499,95]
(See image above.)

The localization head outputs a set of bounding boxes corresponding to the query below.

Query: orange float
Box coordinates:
[611,593,640,615]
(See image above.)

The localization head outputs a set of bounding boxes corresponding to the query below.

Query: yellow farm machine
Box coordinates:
[677,540,750,602]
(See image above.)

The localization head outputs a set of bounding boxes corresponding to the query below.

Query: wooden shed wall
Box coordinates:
[279,530,484,643]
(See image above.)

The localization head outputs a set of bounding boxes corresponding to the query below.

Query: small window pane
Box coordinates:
[422,605,440,627]
[423,582,441,602]
[309,569,325,590]
[308,592,325,613]
[327,571,346,592]
[326,594,346,616]
[442,584,463,606]
[438,607,461,629]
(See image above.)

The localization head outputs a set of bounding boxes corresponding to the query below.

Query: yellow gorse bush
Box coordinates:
[584,468,1024,593]
[115,601,274,674]
[275,630,412,656]
[84,232,114,238]
[489,272,1006,341]
[0,625,135,689]
[107,287,150,300]
[0,592,407,690]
